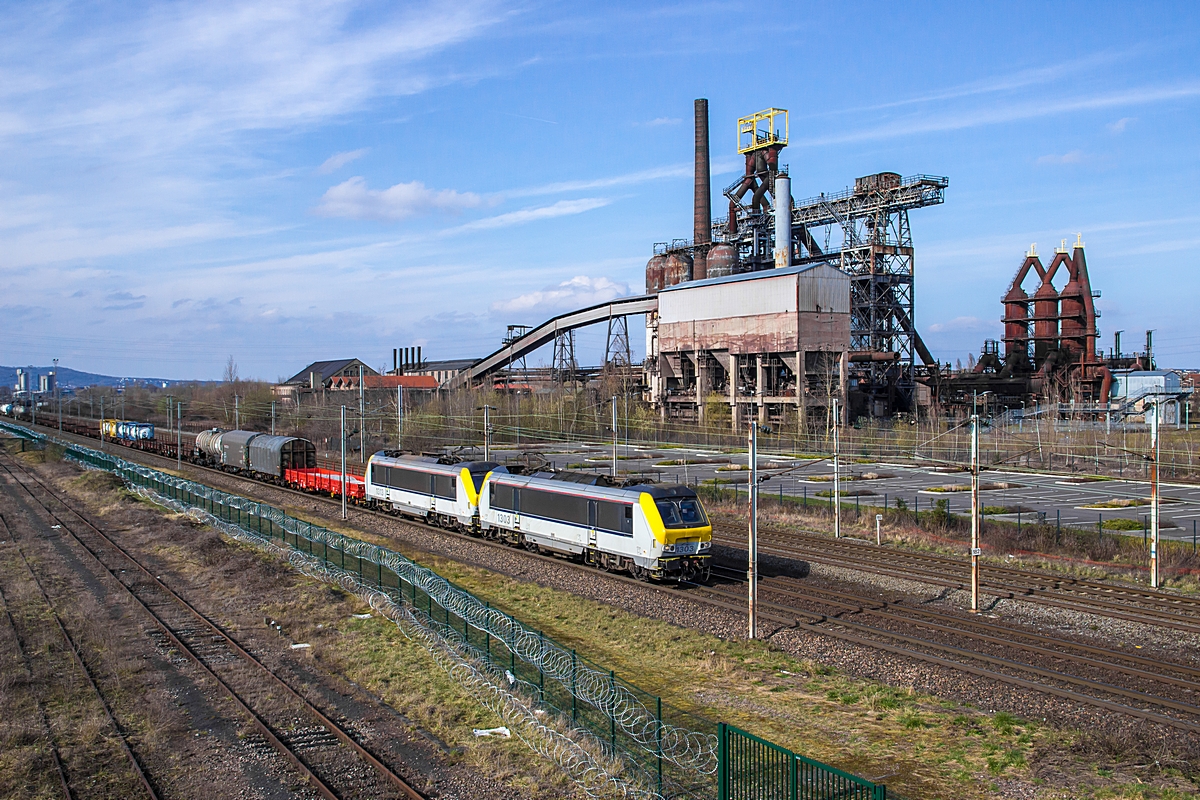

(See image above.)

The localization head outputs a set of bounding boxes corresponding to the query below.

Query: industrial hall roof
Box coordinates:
[283,359,377,386]
[656,262,851,293]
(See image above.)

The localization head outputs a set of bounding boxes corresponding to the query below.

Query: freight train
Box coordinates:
[17,416,711,582]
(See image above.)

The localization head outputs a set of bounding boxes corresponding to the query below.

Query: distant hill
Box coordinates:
[0,365,196,390]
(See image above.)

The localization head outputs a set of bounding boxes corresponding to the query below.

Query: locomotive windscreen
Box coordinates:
[655,498,708,528]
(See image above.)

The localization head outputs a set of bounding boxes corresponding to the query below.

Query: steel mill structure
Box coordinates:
[645,100,948,422]
[935,236,1168,417]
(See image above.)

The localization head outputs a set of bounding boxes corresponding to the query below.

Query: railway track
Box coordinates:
[18,421,1200,738]
[712,523,1200,634]
[0,449,426,800]
[697,563,1200,734]
[0,511,156,799]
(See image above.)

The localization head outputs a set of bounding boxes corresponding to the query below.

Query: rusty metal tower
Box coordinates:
[791,173,948,413]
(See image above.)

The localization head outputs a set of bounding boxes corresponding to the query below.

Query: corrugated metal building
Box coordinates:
[646,264,851,427]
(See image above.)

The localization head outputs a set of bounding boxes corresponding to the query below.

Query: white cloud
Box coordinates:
[458,198,610,230]
[639,117,681,127]
[317,148,369,174]
[0,3,504,152]
[491,275,630,315]
[1037,150,1084,165]
[316,177,483,221]
[1107,116,1134,133]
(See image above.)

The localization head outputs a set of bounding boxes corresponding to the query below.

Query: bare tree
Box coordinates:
[223,355,239,384]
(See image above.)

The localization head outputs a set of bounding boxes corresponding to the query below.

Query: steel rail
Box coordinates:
[713,525,1200,633]
[0,516,76,800]
[764,572,1200,686]
[713,566,1200,695]
[23,422,1200,736]
[699,567,1200,734]
[734,518,1200,613]
[0,453,425,800]
[0,511,159,799]
[45,416,1200,624]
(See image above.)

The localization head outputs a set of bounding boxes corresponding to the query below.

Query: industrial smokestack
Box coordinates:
[393,348,398,373]
[774,174,792,269]
[416,346,422,369]
[693,98,711,280]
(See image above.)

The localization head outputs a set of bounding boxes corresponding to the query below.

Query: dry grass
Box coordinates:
[40,455,1200,800]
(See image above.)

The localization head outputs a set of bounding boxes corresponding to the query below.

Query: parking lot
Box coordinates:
[499,442,1200,543]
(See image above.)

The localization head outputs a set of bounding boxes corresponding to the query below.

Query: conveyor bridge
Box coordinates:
[453,294,657,387]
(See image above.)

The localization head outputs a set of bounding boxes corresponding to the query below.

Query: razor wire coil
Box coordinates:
[0,421,720,796]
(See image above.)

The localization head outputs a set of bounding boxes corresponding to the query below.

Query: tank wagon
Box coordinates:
[195,429,316,479]
[100,419,155,441]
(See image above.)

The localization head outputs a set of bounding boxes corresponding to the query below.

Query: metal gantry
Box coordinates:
[712,173,948,414]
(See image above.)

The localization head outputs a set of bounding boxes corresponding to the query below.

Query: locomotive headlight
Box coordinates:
[698,540,710,551]
[662,544,675,553]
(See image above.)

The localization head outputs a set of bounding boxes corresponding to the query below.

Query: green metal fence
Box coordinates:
[3,419,893,800]
[1,420,717,799]
[718,724,886,800]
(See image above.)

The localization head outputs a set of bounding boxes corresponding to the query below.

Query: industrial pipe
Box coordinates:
[774,173,791,269]
[848,351,900,363]
[693,98,711,280]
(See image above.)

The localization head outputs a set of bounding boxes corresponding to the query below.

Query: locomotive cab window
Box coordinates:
[491,484,515,511]
[433,474,456,499]
[656,498,708,528]
[595,501,634,535]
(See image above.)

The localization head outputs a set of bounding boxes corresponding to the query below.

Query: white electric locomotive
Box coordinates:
[480,472,712,581]
[363,452,713,582]
[365,453,501,529]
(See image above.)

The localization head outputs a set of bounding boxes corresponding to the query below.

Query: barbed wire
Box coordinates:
[127,482,659,800]
[5,421,720,794]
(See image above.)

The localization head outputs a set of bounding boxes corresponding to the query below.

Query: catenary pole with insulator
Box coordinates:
[612,395,618,479]
[833,398,841,539]
[748,419,758,639]
[1151,401,1160,588]
[341,405,347,520]
[970,413,981,612]
[176,402,183,471]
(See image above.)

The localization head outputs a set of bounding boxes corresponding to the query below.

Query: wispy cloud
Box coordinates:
[459,198,610,230]
[317,148,369,174]
[0,3,505,152]
[505,165,690,198]
[103,291,147,311]
[794,83,1200,147]
[638,116,680,127]
[1107,116,1135,133]
[316,177,483,221]
[810,50,1134,120]
[491,275,629,314]
[1037,150,1085,165]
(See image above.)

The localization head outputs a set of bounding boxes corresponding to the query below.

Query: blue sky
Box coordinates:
[2,1,1198,380]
